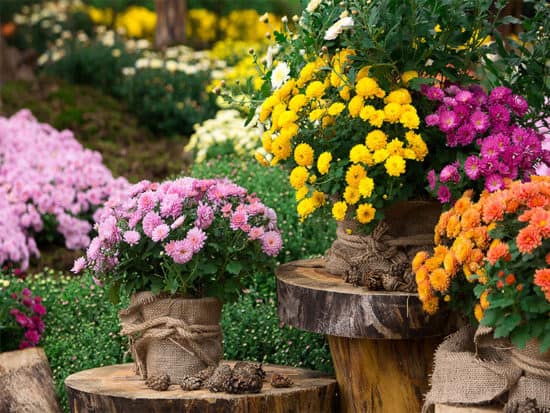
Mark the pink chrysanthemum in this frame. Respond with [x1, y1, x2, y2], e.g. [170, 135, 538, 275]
[185, 227, 207, 253]
[151, 224, 170, 242]
[261, 231, 282, 256]
[170, 239, 194, 264]
[124, 230, 141, 245]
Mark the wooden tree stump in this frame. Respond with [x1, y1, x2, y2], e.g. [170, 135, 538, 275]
[0, 347, 61, 413]
[277, 259, 455, 413]
[435, 405, 501, 413]
[65, 362, 337, 413]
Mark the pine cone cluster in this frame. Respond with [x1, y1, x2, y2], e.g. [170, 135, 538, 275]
[206, 365, 233, 393]
[180, 375, 203, 391]
[270, 373, 293, 388]
[145, 374, 170, 391]
[506, 398, 548, 413]
[205, 362, 265, 394]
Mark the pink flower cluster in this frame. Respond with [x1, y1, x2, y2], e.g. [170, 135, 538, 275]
[423, 85, 550, 203]
[0, 110, 129, 269]
[8, 288, 46, 349]
[74, 177, 282, 275]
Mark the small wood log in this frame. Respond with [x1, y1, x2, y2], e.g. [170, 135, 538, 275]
[435, 404, 501, 413]
[276, 258, 453, 339]
[154, 0, 187, 49]
[65, 362, 337, 413]
[329, 335, 441, 413]
[0, 347, 61, 413]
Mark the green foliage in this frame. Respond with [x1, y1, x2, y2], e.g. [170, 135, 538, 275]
[222, 285, 333, 374]
[192, 155, 336, 266]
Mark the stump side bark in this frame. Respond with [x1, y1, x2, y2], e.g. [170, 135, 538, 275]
[65, 362, 337, 413]
[329, 335, 440, 413]
[0, 347, 61, 413]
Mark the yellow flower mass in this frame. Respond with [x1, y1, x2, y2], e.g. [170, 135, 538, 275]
[297, 198, 316, 218]
[349, 144, 370, 164]
[305, 81, 326, 99]
[401, 70, 419, 85]
[289, 166, 309, 189]
[289, 94, 307, 112]
[369, 110, 385, 127]
[359, 177, 374, 197]
[344, 186, 361, 205]
[328, 102, 346, 116]
[317, 152, 332, 175]
[332, 201, 348, 221]
[294, 143, 314, 167]
[345, 164, 367, 187]
[384, 155, 406, 176]
[366, 130, 387, 151]
[348, 95, 364, 117]
[383, 102, 402, 123]
[356, 203, 376, 224]
[384, 89, 412, 105]
[355, 77, 379, 98]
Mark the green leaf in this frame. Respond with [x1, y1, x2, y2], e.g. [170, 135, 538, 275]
[510, 324, 530, 349]
[494, 313, 521, 338]
[488, 296, 515, 308]
[520, 296, 550, 314]
[200, 262, 218, 275]
[226, 261, 243, 275]
[480, 308, 498, 326]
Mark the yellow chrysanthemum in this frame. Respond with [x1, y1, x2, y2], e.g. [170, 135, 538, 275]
[309, 108, 325, 122]
[294, 143, 314, 167]
[369, 110, 385, 127]
[328, 102, 346, 116]
[312, 191, 326, 207]
[278, 110, 298, 128]
[332, 201, 347, 221]
[384, 89, 412, 105]
[280, 123, 299, 140]
[429, 268, 450, 292]
[356, 203, 376, 224]
[358, 177, 374, 198]
[400, 110, 420, 129]
[345, 164, 367, 187]
[383, 102, 402, 123]
[321, 116, 335, 128]
[261, 132, 272, 152]
[309, 174, 317, 184]
[289, 166, 309, 189]
[412, 251, 428, 272]
[372, 148, 390, 164]
[384, 155, 406, 176]
[288, 94, 307, 112]
[356, 66, 371, 81]
[356, 77, 379, 97]
[305, 81, 325, 99]
[317, 152, 332, 175]
[401, 70, 418, 85]
[359, 105, 375, 121]
[295, 186, 309, 201]
[271, 103, 287, 130]
[386, 138, 405, 156]
[330, 71, 342, 88]
[276, 79, 296, 101]
[339, 86, 351, 101]
[403, 149, 417, 159]
[343, 186, 361, 205]
[271, 136, 291, 160]
[349, 144, 370, 164]
[365, 130, 387, 151]
[422, 295, 439, 315]
[297, 62, 317, 87]
[348, 95, 364, 117]
[480, 290, 491, 310]
[297, 198, 316, 218]
[474, 304, 483, 322]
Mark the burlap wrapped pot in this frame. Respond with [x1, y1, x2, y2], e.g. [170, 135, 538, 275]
[324, 200, 441, 291]
[119, 291, 223, 384]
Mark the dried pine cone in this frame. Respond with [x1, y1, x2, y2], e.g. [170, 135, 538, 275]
[145, 374, 170, 391]
[233, 361, 266, 381]
[506, 398, 542, 413]
[206, 364, 233, 393]
[271, 373, 293, 388]
[180, 375, 203, 391]
[224, 369, 263, 394]
[195, 366, 216, 381]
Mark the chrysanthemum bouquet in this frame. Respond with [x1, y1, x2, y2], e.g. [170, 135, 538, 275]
[74, 178, 282, 302]
[247, 0, 503, 230]
[413, 177, 550, 351]
[423, 85, 549, 205]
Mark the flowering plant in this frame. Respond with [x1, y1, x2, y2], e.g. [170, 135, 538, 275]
[0, 281, 46, 352]
[245, 0, 502, 230]
[423, 85, 549, 204]
[74, 178, 283, 302]
[413, 177, 550, 351]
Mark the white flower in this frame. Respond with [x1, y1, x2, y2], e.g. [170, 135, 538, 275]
[324, 16, 354, 41]
[135, 58, 149, 69]
[165, 60, 178, 72]
[150, 59, 163, 69]
[265, 45, 280, 69]
[136, 39, 150, 49]
[271, 62, 290, 90]
[306, 0, 322, 13]
[122, 67, 136, 76]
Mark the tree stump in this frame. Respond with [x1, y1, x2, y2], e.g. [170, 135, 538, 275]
[276, 259, 455, 413]
[0, 347, 61, 413]
[65, 362, 337, 413]
[435, 405, 501, 413]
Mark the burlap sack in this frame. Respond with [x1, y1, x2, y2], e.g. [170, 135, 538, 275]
[423, 325, 523, 413]
[324, 201, 441, 291]
[506, 340, 550, 409]
[119, 292, 223, 384]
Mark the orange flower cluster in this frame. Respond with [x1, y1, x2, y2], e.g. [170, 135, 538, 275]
[414, 176, 550, 315]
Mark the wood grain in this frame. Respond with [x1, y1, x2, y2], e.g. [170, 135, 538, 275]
[435, 404, 501, 413]
[276, 258, 453, 339]
[0, 347, 61, 413]
[65, 362, 337, 413]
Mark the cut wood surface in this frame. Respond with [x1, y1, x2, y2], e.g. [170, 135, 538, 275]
[435, 404, 501, 413]
[276, 258, 453, 339]
[0, 347, 61, 413]
[65, 362, 337, 413]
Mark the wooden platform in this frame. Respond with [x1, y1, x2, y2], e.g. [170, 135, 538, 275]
[435, 404, 501, 412]
[276, 258, 454, 413]
[65, 362, 337, 413]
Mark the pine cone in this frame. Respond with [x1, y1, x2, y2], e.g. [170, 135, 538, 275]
[180, 375, 203, 391]
[223, 370, 263, 394]
[233, 361, 266, 381]
[195, 366, 216, 382]
[206, 364, 233, 393]
[506, 398, 542, 413]
[145, 374, 170, 391]
[270, 373, 293, 388]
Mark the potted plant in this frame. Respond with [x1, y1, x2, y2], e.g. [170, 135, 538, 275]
[234, 0, 509, 290]
[74, 177, 283, 384]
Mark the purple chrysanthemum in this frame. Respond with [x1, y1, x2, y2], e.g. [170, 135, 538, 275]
[463, 156, 481, 180]
[437, 185, 451, 203]
[438, 110, 458, 133]
[195, 202, 214, 229]
[427, 169, 437, 190]
[470, 110, 489, 133]
[484, 173, 504, 192]
[439, 164, 461, 184]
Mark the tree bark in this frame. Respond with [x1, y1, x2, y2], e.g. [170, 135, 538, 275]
[155, 0, 187, 49]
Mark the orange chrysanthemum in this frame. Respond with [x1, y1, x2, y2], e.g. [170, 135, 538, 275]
[422, 295, 439, 315]
[446, 215, 461, 239]
[545, 252, 550, 266]
[480, 290, 490, 310]
[429, 268, 451, 292]
[452, 236, 473, 264]
[412, 251, 428, 272]
[529, 207, 550, 237]
[482, 196, 505, 223]
[461, 208, 481, 231]
[486, 240, 510, 265]
[443, 251, 458, 276]
[534, 268, 550, 302]
[415, 266, 429, 284]
[516, 225, 542, 254]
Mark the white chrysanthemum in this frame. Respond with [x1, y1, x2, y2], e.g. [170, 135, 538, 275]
[150, 59, 163, 69]
[271, 62, 290, 90]
[306, 0, 322, 13]
[165, 60, 178, 72]
[135, 58, 149, 69]
[324, 16, 354, 41]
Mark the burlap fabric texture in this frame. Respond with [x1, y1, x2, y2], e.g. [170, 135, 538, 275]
[324, 201, 441, 291]
[424, 325, 550, 412]
[119, 291, 223, 384]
